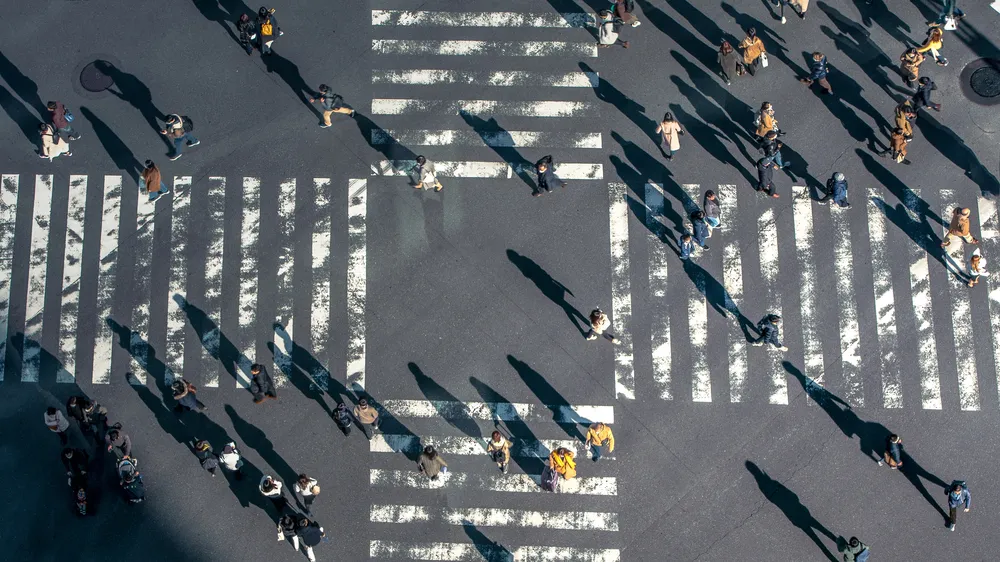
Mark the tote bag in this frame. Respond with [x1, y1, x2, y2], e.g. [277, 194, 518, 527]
[760, 52, 769, 68]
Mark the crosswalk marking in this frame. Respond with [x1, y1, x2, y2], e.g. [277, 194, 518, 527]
[645, 183, 671, 400]
[902, 190, 942, 409]
[272, 179, 297, 389]
[22, 175, 54, 383]
[371, 10, 595, 28]
[309, 178, 333, 391]
[0, 175, 18, 382]
[127, 186, 160, 386]
[165, 176, 192, 385]
[380, 399, 615, 423]
[91, 176, 122, 384]
[371, 130, 602, 149]
[201, 177, 226, 387]
[941, 192, 980, 411]
[347, 179, 367, 391]
[831, 202, 864, 405]
[792, 186, 824, 392]
[371, 99, 596, 117]
[370, 469, 617, 495]
[372, 160, 603, 180]
[978, 197, 1000, 405]
[371, 69, 599, 87]
[681, 184, 711, 402]
[757, 208, 788, 404]
[371, 505, 619, 531]
[718, 185, 747, 402]
[370, 541, 621, 562]
[55, 176, 88, 382]
[867, 189, 902, 408]
[371, 434, 612, 459]
[236, 178, 260, 388]
[372, 40, 598, 58]
[608, 182, 635, 400]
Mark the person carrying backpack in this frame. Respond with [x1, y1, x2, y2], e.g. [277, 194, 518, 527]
[160, 114, 199, 161]
[752, 314, 787, 351]
[612, 0, 641, 28]
[257, 7, 281, 55]
[310, 84, 356, 128]
[841, 537, 870, 561]
[946, 481, 971, 531]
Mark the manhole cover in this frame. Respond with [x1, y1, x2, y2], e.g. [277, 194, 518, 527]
[961, 58, 1000, 106]
[79, 60, 114, 93]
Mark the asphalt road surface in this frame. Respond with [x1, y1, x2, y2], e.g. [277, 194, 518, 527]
[2, 0, 1000, 561]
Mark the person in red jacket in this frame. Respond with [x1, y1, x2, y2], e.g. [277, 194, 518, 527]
[47, 101, 81, 140]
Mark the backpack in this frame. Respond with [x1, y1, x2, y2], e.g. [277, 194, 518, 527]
[624, 0, 635, 13]
[612, 18, 623, 33]
[329, 94, 344, 108]
[856, 548, 870, 562]
[540, 466, 559, 492]
[181, 116, 194, 132]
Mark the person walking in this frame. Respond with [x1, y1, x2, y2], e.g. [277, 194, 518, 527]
[941, 207, 979, 247]
[62, 447, 89, 478]
[276, 514, 297, 549]
[966, 248, 988, 288]
[256, 7, 281, 55]
[819, 172, 850, 207]
[912, 77, 941, 111]
[333, 402, 354, 436]
[894, 100, 917, 141]
[45, 407, 71, 446]
[884, 127, 910, 164]
[718, 41, 743, 85]
[39, 124, 71, 160]
[353, 398, 381, 440]
[160, 114, 199, 161]
[172, 378, 206, 412]
[878, 434, 903, 468]
[654, 112, 684, 160]
[192, 439, 219, 477]
[703, 190, 723, 230]
[612, 0, 641, 27]
[411, 155, 443, 191]
[928, 0, 964, 27]
[752, 314, 788, 351]
[486, 431, 511, 473]
[739, 28, 766, 76]
[549, 447, 577, 480]
[691, 211, 711, 250]
[47, 101, 81, 140]
[899, 48, 925, 88]
[293, 474, 321, 513]
[417, 445, 448, 480]
[754, 102, 781, 142]
[310, 84, 356, 128]
[250, 363, 277, 403]
[141, 160, 169, 201]
[841, 537, 870, 561]
[597, 10, 629, 49]
[586, 308, 620, 343]
[800, 52, 833, 95]
[917, 27, 948, 66]
[218, 442, 245, 480]
[585, 422, 615, 462]
[946, 481, 971, 531]
[237, 13, 256, 55]
[260, 475, 288, 512]
[760, 131, 788, 169]
[294, 517, 325, 562]
[776, 0, 807, 24]
[66, 396, 108, 439]
[757, 158, 780, 198]
[678, 233, 696, 260]
[105, 424, 133, 459]
[534, 155, 566, 196]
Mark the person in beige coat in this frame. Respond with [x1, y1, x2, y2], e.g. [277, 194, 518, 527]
[39, 124, 72, 160]
[739, 28, 766, 76]
[654, 112, 684, 160]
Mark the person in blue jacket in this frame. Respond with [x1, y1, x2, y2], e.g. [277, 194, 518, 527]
[947, 481, 971, 531]
[800, 52, 833, 95]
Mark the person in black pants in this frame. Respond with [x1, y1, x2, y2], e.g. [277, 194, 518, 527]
[533, 156, 566, 197]
[756, 158, 780, 198]
[250, 363, 277, 404]
[752, 314, 788, 351]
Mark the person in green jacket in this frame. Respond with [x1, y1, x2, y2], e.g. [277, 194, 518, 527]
[841, 536, 869, 561]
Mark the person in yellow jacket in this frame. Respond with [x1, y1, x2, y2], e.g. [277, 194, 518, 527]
[585, 422, 615, 461]
[486, 431, 511, 473]
[739, 27, 766, 76]
[549, 447, 576, 480]
[917, 27, 947, 66]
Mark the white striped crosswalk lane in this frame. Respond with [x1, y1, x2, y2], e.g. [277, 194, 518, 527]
[978, 197, 1000, 402]
[371, 434, 614, 460]
[91, 176, 123, 385]
[719, 184, 748, 403]
[645, 183, 672, 400]
[270, 179, 297, 389]
[792, 185, 824, 392]
[0, 175, 19, 382]
[371, 505, 617, 531]
[165, 176, 193, 385]
[681, 184, 711, 402]
[371, 469, 616, 495]
[372, 10, 595, 28]
[371, 69, 598, 88]
[371, 99, 596, 117]
[235, 177, 260, 388]
[866, 188, 902, 408]
[901, 189, 942, 409]
[757, 207, 788, 405]
[347, 179, 367, 391]
[371, 130, 602, 149]
[200, 177, 226, 387]
[127, 189, 158, 386]
[370, 541, 621, 561]
[372, 40, 597, 57]
[607, 183, 635, 399]
[941, 191, 980, 411]
[21, 175, 53, 383]
[308, 178, 334, 391]
[379, 399, 614, 423]
[830, 199, 864, 405]
[55, 176, 88, 383]
[372, 161, 603, 180]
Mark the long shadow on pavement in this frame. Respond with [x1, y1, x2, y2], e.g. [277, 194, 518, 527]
[506, 249, 588, 336]
[409, 362, 481, 440]
[507, 355, 584, 442]
[94, 61, 171, 151]
[470, 376, 545, 475]
[81, 106, 142, 184]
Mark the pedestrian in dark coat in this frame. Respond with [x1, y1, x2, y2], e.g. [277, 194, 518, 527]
[237, 13, 256, 55]
[105, 425, 132, 459]
[800, 52, 833, 94]
[250, 363, 277, 403]
[353, 398, 381, 440]
[295, 517, 325, 562]
[62, 447, 89, 477]
[333, 402, 353, 435]
[613, 0, 641, 27]
[911, 77, 941, 111]
[760, 131, 788, 169]
[841, 537, 870, 561]
[172, 379, 206, 412]
[256, 7, 280, 55]
[533, 156, 566, 196]
[691, 211, 710, 249]
[417, 445, 448, 480]
[276, 514, 297, 547]
[47, 101, 81, 140]
[756, 158, 780, 198]
[67, 396, 109, 439]
[678, 233, 695, 260]
[819, 172, 850, 207]
[718, 41, 742, 85]
[192, 439, 218, 476]
[752, 314, 788, 351]
[878, 434, 903, 468]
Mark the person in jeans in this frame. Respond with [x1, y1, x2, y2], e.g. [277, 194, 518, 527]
[160, 114, 199, 161]
[47, 101, 81, 140]
[911, 77, 941, 111]
[585, 422, 615, 461]
[353, 398, 381, 439]
[678, 233, 695, 260]
[947, 482, 971, 531]
[45, 407, 71, 445]
[818, 172, 850, 208]
[760, 131, 788, 169]
[841, 537, 870, 561]
[237, 13, 256, 55]
[293, 474, 320, 513]
[917, 27, 947, 66]
[691, 211, 710, 250]
[310, 84, 355, 128]
[752, 314, 788, 351]
[941, 207, 979, 247]
[878, 433, 903, 468]
[586, 309, 620, 344]
[256, 7, 281, 55]
[486, 431, 511, 473]
[141, 160, 169, 201]
[757, 158, 780, 198]
[703, 190, 722, 230]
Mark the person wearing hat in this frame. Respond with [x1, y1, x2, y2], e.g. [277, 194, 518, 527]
[249, 363, 277, 403]
[941, 207, 979, 248]
[295, 517, 325, 562]
[819, 172, 850, 208]
[259, 474, 287, 512]
[159, 114, 199, 161]
[256, 7, 281, 55]
[353, 398, 381, 440]
[192, 439, 219, 476]
[141, 160, 169, 201]
[218, 442, 245, 480]
[293, 473, 321, 513]
[333, 402, 353, 435]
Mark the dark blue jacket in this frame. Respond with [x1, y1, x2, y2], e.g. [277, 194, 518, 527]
[948, 487, 971, 509]
[678, 236, 694, 260]
[809, 56, 829, 80]
[537, 168, 562, 190]
[692, 218, 709, 246]
[885, 437, 902, 464]
[757, 318, 782, 345]
[828, 178, 848, 203]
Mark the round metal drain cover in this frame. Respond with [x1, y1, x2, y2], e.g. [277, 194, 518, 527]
[79, 61, 114, 93]
[961, 58, 1000, 106]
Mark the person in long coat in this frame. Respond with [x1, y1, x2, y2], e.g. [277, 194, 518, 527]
[141, 160, 169, 201]
[654, 112, 684, 160]
[717, 41, 742, 85]
[738, 28, 765, 75]
[39, 124, 71, 160]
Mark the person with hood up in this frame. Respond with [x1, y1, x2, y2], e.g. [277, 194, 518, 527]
[39, 124, 71, 160]
[249, 363, 277, 403]
[800, 52, 832, 95]
[237, 13, 256, 55]
[417, 445, 449, 480]
[597, 10, 629, 49]
[45, 407, 71, 445]
[717, 41, 743, 85]
[218, 442, 245, 479]
[739, 28, 766, 76]
[256, 7, 281, 55]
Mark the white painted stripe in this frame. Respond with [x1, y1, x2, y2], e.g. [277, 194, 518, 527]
[370, 469, 617, 495]
[372, 69, 599, 87]
[977, 197, 1000, 407]
[608, 182, 635, 399]
[310, 178, 333, 392]
[0, 175, 19, 383]
[236, 178, 260, 388]
[371, 130, 602, 149]
[372, 160, 603, 180]
[372, 40, 598, 58]
[55, 175, 88, 382]
[791, 186, 824, 394]
[21, 175, 54, 383]
[941, 192, 980, 411]
[993, 0, 1000, 15]
[347, 179, 367, 391]
[91, 176, 123, 384]
[718, 185, 748, 403]
[380, 399, 615, 423]
[758, 208, 787, 404]
[867, 189, 902, 408]
[830, 199, 864, 405]
[371, 435, 611, 459]
[370, 541, 620, 562]
[371, 99, 595, 117]
[127, 187, 160, 386]
[372, 10, 595, 28]
[682, 184, 711, 402]
[201, 177, 226, 388]
[645, 183, 671, 400]
[165, 177, 192, 386]
[273, 322, 293, 390]
[272, 179, 297, 389]
[902, 190, 941, 409]
[370, 505, 618, 531]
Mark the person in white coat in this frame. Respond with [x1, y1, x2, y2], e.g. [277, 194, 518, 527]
[967, 248, 988, 288]
[260, 475, 287, 512]
[39, 124, 71, 160]
[45, 407, 71, 445]
[218, 442, 245, 480]
[597, 11, 629, 49]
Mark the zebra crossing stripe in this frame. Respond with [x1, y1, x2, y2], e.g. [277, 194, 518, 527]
[201, 177, 226, 387]
[977, 196, 1000, 405]
[830, 201, 863, 405]
[370, 469, 617, 495]
[371, 99, 596, 117]
[380, 399, 615, 423]
[165, 176, 193, 385]
[682, 184, 711, 402]
[645, 183, 671, 400]
[54, 175, 88, 383]
[236, 178, 261, 388]
[867, 189, 902, 408]
[372, 160, 603, 180]
[371, 130, 602, 149]
[272, 179, 297, 389]
[92, 176, 123, 384]
[608, 182, 635, 399]
[21, 175, 54, 383]
[0, 175, 19, 382]
[372, 39, 598, 58]
[370, 505, 619, 531]
[371, 435, 612, 459]
[310, 178, 333, 391]
[792, 186, 824, 393]
[758, 208, 787, 404]
[719, 184, 748, 402]
[941, 193, 980, 411]
[370, 541, 621, 561]
[902, 190, 941, 409]
[372, 69, 599, 87]
[347, 179, 367, 391]
[371, 10, 595, 28]
[128, 187, 160, 386]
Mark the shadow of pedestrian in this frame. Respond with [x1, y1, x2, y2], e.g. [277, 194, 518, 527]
[225, 404, 298, 490]
[669, 99, 757, 187]
[899, 450, 950, 524]
[267, 321, 357, 409]
[819, 2, 914, 98]
[189, 0, 253, 47]
[721, 3, 808, 77]
[93, 62, 169, 149]
[633, 0, 716, 68]
[80, 106, 142, 184]
[578, 62, 658, 145]
[850, 0, 915, 47]
[356, 112, 417, 164]
[681, 259, 755, 338]
[409, 362, 481, 440]
[507, 355, 584, 442]
[462, 520, 513, 561]
[469, 376, 545, 475]
[609, 131, 689, 237]
[912, 110, 1000, 198]
[506, 249, 588, 336]
[799, 52, 889, 151]
[0, 84, 41, 145]
[174, 294, 243, 384]
[362, 392, 421, 461]
[268, 326, 335, 418]
[0, 52, 48, 117]
[261, 52, 321, 120]
[459, 111, 535, 191]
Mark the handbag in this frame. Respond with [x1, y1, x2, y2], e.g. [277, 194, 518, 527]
[943, 16, 957, 31]
[64, 108, 75, 122]
[760, 52, 769, 68]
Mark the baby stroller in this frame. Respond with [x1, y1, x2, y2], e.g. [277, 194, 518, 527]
[117, 457, 145, 504]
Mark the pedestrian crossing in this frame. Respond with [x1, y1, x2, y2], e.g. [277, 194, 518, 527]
[0, 173, 366, 392]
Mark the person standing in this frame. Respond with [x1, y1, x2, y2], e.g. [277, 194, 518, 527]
[703, 190, 723, 230]
[250, 363, 277, 403]
[752, 314, 788, 351]
[613, 0, 641, 27]
[192, 439, 218, 477]
[894, 101, 917, 141]
[596, 11, 629, 49]
[237, 13, 256, 55]
[947, 481, 971, 531]
[899, 48, 925, 88]
[486, 431, 511, 473]
[45, 407, 71, 446]
[586, 308, 620, 344]
[760, 131, 788, 169]
[917, 27, 948, 66]
[534, 155, 566, 196]
[754, 102, 780, 141]
[62, 447, 89, 478]
[160, 114, 199, 161]
[412, 155, 443, 191]
[295, 517, 325, 562]
[310, 84, 355, 128]
[260, 475, 288, 512]
[841, 537, 870, 561]
[585, 422, 615, 462]
[353, 398, 381, 440]
[739, 28, 766, 76]
[141, 160, 169, 201]
[172, 378, 206, 412]
[105, 425, 133, 459]
[256, 7, 281, 55]
[878, 434, 903, 468]
[654, 112, 684, 160]
[757, 158, 780, 198]
[718, 41, 743, 85]
[678, 233, 696, 260]
[912, 77, 941, 111]
[39, 124, 71, 160]
[800, 52, 833, 95]
[549, 447, 577, 480]
[218, 442, 245, 480]
[293, 474, 321, 513]
[941, 207, 979, 247]
[819, 172, 850, 207]
[47, 101, 81, 140]
[691, 211, 711, 250]
[966, 248, 988, 288]
[417, 445, 448, 480]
